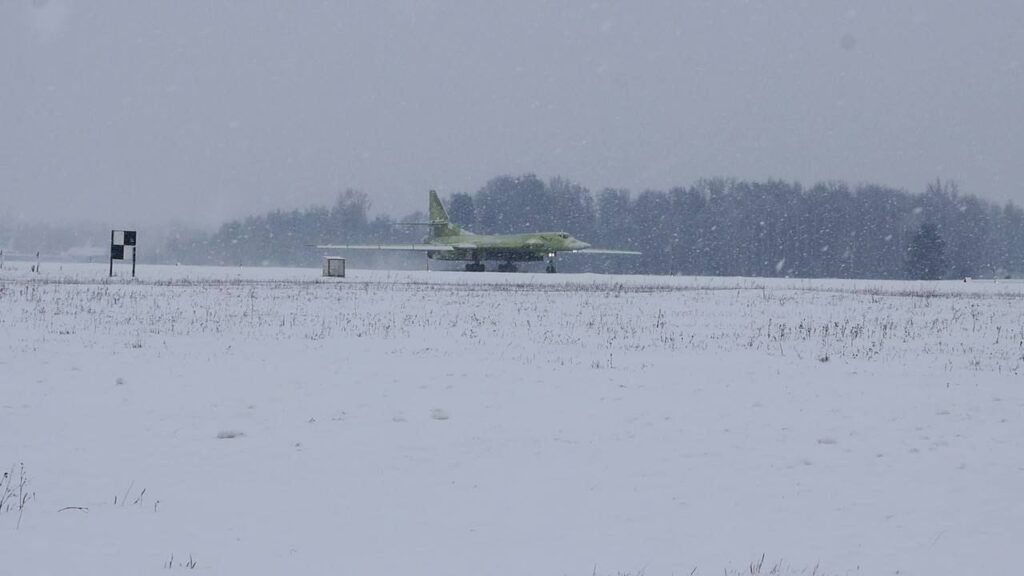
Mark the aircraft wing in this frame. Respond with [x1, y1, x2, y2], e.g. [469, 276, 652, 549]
[571, 248, 642, 255]
[314, 243, 455, 251]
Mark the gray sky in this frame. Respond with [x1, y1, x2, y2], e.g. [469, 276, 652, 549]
[2, 0, 1023, 226]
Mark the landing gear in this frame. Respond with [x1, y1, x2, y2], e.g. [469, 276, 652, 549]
[546, 252, 557, 273]
[464, 251, 486, 272]
[497, 261, 518, 273]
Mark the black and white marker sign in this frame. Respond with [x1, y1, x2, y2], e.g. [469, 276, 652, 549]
[110, 230, 137, 277]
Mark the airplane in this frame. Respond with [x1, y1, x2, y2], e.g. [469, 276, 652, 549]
[315, 190, 640, 272]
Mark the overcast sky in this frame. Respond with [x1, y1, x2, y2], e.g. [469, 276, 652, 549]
[2, 0, 1023, 226]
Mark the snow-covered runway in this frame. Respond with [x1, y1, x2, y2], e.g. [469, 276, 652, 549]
[2, 263, 1022, 574]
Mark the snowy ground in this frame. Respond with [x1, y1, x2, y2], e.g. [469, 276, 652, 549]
[2, 262, 1023, 575]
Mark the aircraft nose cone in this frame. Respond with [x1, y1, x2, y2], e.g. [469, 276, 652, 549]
[573, 240, 591, 250]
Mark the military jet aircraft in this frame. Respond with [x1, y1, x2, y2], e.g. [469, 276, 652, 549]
[315, 190, 640, 272]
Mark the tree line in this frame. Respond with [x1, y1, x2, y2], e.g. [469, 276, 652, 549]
[160, 175, 1024, 279]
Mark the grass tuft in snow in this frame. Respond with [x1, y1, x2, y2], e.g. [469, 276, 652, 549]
[113, 481, 150, 508]
[164, 553, 197, 570]
[0, 463, 34, 529]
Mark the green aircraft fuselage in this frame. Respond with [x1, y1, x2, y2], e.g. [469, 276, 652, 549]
[425, 230, 591, 263]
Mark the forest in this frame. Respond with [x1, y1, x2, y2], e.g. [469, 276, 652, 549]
[157, 175, 1023, 279]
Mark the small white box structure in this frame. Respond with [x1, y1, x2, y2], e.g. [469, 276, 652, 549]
[323, 257, 346, 278]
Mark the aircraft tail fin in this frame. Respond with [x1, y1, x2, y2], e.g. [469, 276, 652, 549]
[427, 190, 464, 238]
[429, 190, 450, 224]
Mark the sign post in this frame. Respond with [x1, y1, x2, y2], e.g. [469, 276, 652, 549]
[110, 230, 137, 277]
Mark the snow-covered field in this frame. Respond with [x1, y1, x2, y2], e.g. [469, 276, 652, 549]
[2, 262, 1023, 575]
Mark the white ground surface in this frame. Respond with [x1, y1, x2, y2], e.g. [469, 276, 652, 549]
[2, 262, 1023, 575]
